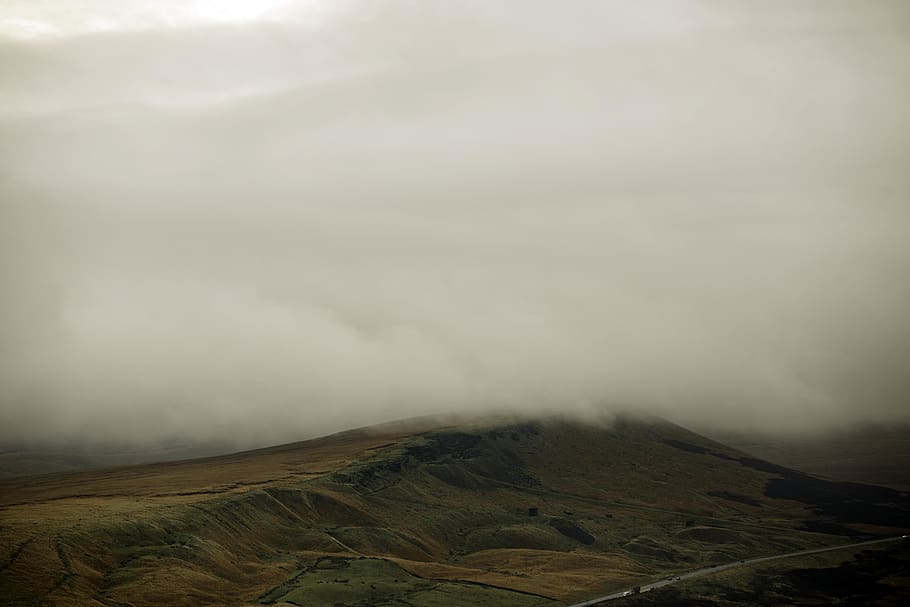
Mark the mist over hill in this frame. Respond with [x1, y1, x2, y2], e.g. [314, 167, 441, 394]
[2, 1, 910, 450]
[3, 3, 909, 605]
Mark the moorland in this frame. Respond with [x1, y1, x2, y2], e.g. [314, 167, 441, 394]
[2, 415, 908, 606]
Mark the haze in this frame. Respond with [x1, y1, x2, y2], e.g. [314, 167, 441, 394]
[2, 1, 909, 451]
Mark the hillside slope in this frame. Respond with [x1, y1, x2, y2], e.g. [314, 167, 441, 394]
[708, 425, 910, 492]
[1, 415, 908, 606]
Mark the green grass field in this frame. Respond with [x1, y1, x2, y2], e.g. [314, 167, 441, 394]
[259, 556, 550, 606]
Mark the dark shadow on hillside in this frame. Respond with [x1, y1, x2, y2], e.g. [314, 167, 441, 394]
[663, 437, 910, 533]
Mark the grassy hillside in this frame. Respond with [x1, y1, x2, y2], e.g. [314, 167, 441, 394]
[1, 415, 908, 606]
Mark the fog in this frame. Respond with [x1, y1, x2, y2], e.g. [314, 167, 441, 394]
[2, 1, 909, 450]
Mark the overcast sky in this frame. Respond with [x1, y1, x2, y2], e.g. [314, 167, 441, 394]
[1, 1, 909, 449]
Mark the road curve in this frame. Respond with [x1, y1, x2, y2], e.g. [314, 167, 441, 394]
[566, 535, 907, 606]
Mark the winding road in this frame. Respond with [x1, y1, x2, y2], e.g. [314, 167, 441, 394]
[566, 535, 907, 606]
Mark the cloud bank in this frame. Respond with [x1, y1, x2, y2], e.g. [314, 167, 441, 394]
[2, 1, 909, 448]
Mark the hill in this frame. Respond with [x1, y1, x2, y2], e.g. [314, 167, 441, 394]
[1, 415, 908, 606]
[0, 442, 235, 479]
[707, 425, 910, 492]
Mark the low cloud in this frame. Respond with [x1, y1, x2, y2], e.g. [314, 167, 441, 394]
[2, 1, 909, 448]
